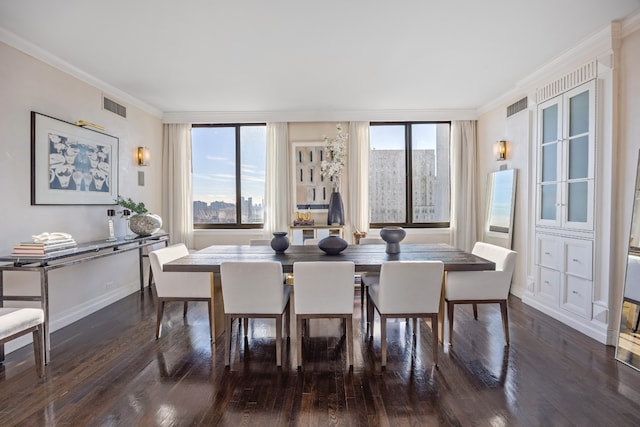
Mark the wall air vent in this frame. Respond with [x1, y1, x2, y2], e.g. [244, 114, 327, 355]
[506, 97, 528, 118]
[102, 96, 127, 119]
[536, 61, 597, 103]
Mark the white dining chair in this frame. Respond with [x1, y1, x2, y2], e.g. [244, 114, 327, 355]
[293, 261, 356, 368]
[366, 260, 444, 368]
[444, 242, 517, 346]
[357, 236, 384, 307]
[149, 244, 213, 340]
[220, 261, 291, 367]
[0, 308, 45, 377]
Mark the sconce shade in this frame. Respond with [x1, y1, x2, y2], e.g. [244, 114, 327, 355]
[137, 146, 150, 166]
[497, 140, 507, 161]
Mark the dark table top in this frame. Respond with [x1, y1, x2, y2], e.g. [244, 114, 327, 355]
[163, 243, 495, 274]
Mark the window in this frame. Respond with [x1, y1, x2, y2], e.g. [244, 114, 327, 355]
[192, 124, 266, 228]
[369, 122, 450, 227]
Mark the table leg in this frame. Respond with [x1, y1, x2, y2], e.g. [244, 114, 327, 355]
[40, 269, 50, 364]
[138, 246, 145, 293]
[438, 272, 445, 344]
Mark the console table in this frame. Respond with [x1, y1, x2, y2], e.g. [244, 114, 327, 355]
[0, 232, 169, 364]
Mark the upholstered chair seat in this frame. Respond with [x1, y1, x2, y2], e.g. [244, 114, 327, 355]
[0, 307, 45, 377]
[149, 244, 213, 339]
[293, 261, 355, 368]
[220, 261, 291, 367]
[445, 242, 517, 346]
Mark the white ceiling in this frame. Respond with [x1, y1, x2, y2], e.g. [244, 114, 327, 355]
[1, 0, 639, 117]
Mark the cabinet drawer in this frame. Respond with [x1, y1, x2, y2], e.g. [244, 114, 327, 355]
[562, 275, 592, 318]
[538, 267, 560, 304]
[538, 234, 562, 270]
[565, 239, 593, 280]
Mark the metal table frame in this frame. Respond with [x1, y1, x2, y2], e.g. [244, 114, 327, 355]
[0, 232, 169, 364]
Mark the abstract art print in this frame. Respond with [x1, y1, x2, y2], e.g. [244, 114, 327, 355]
[31, 111, 119, 205]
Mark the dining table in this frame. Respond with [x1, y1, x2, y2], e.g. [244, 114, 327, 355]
[163, 243, 496, 347]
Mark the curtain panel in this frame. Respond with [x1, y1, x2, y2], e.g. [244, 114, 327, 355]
[450, 120, 478, 252]
[264, 123, 290, 236]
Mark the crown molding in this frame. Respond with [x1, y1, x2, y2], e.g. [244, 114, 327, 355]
[0, 27, 163, 118]
[162, 108, 478, 124]
[478, 11, 640, 116]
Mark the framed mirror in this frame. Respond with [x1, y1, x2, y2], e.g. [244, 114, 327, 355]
[616, 151, 640, 371]
[483, 169, 517, 249]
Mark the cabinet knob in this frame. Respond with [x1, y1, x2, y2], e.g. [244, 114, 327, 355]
[544, 251, 551, 255]
[572, 290, 579, 295]
[572, 258, 580, 263]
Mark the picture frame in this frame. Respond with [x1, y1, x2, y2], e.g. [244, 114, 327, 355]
[291, 142, 331, 211]
[31, 111, 119, 205]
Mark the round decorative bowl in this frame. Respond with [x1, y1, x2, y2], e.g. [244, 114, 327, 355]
[318, 235, 348, 255]
[379, 226, 406, 254]
[270, 232, 290, 254]
[129, 213, 162, 237]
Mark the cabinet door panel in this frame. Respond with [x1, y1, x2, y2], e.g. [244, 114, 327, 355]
[538, 267, 560, 304]
[562, 275, 592, 318]
[568, 136, 589, 179]
[565, 239, 593, 280]
[568, 90, 590, 136]
[540, 184, 558, 221]
[538, 234, 562, 270]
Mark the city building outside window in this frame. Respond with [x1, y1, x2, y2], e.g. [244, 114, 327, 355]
[369, 122, 451, 228]
[192, 124, 266, 228]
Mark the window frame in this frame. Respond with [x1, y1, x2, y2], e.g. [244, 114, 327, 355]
[192, 123, 266, 230]
[369, 121, 451, 229]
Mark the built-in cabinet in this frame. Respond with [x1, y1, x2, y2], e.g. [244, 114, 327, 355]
[526, 71, 605, 338]
[289, 226, 343, 245]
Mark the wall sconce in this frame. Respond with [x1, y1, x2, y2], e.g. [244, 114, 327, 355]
[137, 146, 150, 166]
[497, 140, 507, 161]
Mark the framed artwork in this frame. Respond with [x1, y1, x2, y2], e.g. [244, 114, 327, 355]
[291, 142, 331, 210]
[31, 111, 119, 205]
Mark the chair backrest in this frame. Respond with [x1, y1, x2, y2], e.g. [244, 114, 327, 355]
[377, 261, 444, 314]
[293, 261, 355, 314]
[149, 244, 211, 298]
[303, 239, 319, 246]
[360, 237, 385, 245]
[249, 239, 271, 246]
[472, 242, 517, 278]
[220, 261, 288, 314]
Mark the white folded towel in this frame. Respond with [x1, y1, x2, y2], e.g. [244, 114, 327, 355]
[31, 232, 73, 243]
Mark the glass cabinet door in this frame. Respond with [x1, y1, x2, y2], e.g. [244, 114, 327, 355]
[563, 81, 595, 229]
[537, 97, 562, 226]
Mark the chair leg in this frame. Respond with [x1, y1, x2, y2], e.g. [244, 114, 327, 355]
[473, 303, 478, 320]
[367, 290, 375, 338]
[276, 315, 283, 367]
[243, 318, 249, 337]
[285, 300, 291, 339]
[380, 314, 387, 368]
[156, 300, 165, 339]
[431, 314, 438, 367]
[32, 326, 44, 377]
[207, 299, 213, 340]
[361, 284, 366, 310]
[183, 301, 188, 318]
[412, 317, 417, 335]
[225, 314, 232, 366]
[500, 301, 510, 345]
[447, 301, 454, 345]
[346, 314, 353, 368]
[297, 316, 304, 368]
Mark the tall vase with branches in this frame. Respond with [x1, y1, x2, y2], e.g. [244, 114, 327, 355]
[321, 124, 347, 225]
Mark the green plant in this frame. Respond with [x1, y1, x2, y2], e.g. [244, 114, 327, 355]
[115, 196, 148, 214]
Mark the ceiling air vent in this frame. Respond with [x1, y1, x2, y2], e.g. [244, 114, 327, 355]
[103, 96, 127, 119]
[506, 97, 528, 118]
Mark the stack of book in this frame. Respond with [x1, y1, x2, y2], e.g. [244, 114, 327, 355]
[12, 238, 77, 257]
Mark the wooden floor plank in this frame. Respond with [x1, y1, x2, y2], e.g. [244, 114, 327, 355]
[1, 290, 640, 426]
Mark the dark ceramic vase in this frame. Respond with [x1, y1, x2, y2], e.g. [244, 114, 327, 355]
[270, 232, 290, 254]
[318, 235, 348, 255]
[327, 190, 345, 225]
[380, 226, 406, 254]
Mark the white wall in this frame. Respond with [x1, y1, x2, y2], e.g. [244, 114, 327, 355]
[477, 105, 532, 297]
[0, 42, 163, 352]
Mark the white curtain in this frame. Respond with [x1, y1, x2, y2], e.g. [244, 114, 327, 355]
[162, 123, 193, 248]
[348, 122, 370, 241]
[450, 120, 477, 252]
[264, 122, 290, 236]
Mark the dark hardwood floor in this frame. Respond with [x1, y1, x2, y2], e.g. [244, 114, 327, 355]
[1, 288, 640, 426]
